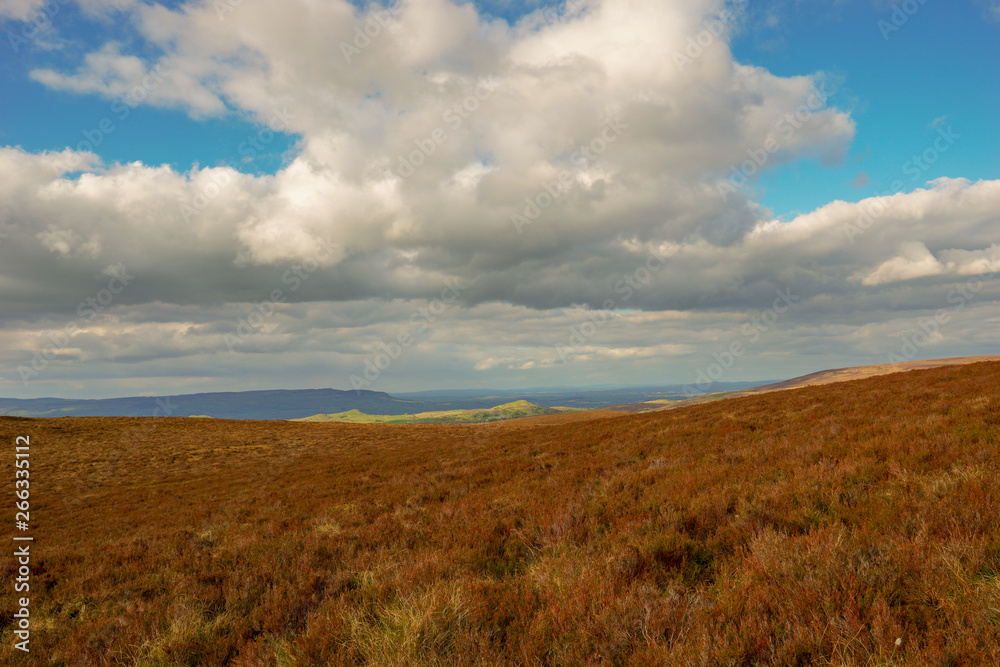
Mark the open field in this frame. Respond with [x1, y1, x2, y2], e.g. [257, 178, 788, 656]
[3, 361, 1000, 665]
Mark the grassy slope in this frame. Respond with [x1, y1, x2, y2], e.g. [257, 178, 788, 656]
[2, 361, 1000, 665]
[296, 400, 561, 424]
[637, 355, 1000, 415]
[294, 409, 419, 424]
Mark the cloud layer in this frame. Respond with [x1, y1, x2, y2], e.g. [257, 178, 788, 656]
[1, 0, 998, 396]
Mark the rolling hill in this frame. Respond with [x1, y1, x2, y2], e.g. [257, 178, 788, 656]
[294, 400, 564, 424]
[601, 355, 1000, 414]
[3, 360, 999, 664]
[742, 354, 1000, 393]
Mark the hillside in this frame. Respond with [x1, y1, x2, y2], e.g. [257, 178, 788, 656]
[744, 355, 1000, 393]
[296, 400, 563, 424]
[2, 361, 1000, 664]
[645, 354, 1000, 413]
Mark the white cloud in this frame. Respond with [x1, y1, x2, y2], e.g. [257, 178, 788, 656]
[1, 0, 998, 395]
[857, 241, 946, 286]
[9, 0, 859, 281]
[36, 226, 102, 258]
[30, 42, 228, 117]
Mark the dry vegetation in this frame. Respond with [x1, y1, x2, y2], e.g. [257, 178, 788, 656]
[3, 361, 1000, 666]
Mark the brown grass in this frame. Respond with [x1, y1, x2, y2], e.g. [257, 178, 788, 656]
[3, 361, 1000, 665]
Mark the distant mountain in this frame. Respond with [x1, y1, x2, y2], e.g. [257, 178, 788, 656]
[0, 381, 777, 420]
[0, 389, 448, 420]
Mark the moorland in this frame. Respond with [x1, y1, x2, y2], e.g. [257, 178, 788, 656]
[2, 360, 1000, 665]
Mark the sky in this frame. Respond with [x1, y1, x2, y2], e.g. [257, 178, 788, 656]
[0, 0, 998, 400]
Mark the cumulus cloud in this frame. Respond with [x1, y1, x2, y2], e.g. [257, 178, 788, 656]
[7, 150, 997, 317]
[4, 0, 859, 304]
[0, 0, 997, 396]
[31, 42, 228, 117]
[36, 226, 103, 258]
[857, 242, 946, 286]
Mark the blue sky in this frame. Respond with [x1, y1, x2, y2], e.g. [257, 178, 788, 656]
[0, 0, 998, 399]
[1, 13, 297, 174]
[729, 0, 1000, 218]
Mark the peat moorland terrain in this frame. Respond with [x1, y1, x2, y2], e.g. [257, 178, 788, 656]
[2, 359, 1000, 664]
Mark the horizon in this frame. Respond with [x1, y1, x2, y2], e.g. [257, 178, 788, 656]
[0, 377, 775, 402]
[2, 0, 998, 399]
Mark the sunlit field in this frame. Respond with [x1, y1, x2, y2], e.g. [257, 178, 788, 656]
[4, 361, 1000, 665]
